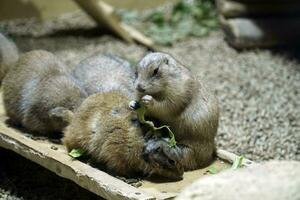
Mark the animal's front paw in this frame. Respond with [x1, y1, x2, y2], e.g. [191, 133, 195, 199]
[48, 107, 74, 123]
[141, 95, 154, 107]
[143, 138, 183, 169]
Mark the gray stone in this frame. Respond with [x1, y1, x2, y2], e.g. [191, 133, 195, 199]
[176, 161, 300, 200]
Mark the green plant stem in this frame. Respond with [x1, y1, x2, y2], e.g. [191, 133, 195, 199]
[135, 102, 177, 147]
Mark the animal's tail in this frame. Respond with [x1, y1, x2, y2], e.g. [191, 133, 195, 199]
[0, 33, 19, 82]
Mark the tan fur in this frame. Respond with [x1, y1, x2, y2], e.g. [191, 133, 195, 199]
[2, 50, 87, 136]
[135, 52, 219, 170]
[63, 91, 183, 180]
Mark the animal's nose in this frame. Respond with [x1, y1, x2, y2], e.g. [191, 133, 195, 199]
[136, 84, 145, 93]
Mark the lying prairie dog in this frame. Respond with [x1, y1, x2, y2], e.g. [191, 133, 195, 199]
[63, 91, 183, 180]
[72, 53, 135, 98]
[134, 52, 220, 170]
[2, 50, 87, 136]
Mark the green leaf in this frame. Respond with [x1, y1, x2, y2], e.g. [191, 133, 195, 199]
[145, 24, 174, 45]
[191, 25, 209, 37]
[174, 18, 194, 39]
[207, 166, 219, 174]
[69, 148, 84, 158]
[231, 156, 244, 170]
[202, 19, 218, 28]
[173, 1, 191, 15]
[192, 7, 204, 20]
[121, 0, 218, 45]
[148, 11, 165, 26]
[153, 125, 176, 147]
[134, 101, 177, 147]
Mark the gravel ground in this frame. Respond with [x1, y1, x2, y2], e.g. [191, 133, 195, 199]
[0, 11, 299, 199]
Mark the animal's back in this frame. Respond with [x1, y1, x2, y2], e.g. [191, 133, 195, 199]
[0, 33, 19, 81]
[2, 50, 67, 122]
[73, 53, 135, 97]
[2, 50, 86, 134]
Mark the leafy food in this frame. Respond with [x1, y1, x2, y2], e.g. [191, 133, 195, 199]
[207, 166, 219, 174]
[231, 156, 244, 170]
[134, 101, 177, 147]
[69, 148, 84, 158]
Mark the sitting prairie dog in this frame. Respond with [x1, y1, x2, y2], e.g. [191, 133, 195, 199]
[0, 33, 19, 82]
[2, 50, 87, 136]
[72, 53, 135, 98]
[134, 52, 219, 170]
[63, 91, 183, 180]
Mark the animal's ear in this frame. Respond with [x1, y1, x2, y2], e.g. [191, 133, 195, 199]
[48, 107, 74, 124]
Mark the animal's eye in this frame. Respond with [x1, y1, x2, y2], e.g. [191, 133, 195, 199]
[152, 67, 159, 77]
[164, 58, 169, 65]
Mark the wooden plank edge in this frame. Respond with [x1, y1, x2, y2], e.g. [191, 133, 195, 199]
[0, 118, 254, 199]
[0, 128, 155, 200]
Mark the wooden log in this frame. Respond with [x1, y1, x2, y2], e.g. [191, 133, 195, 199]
[216, 0, 300, 18]
[217, 149, 254, 167]
[74, 0, 133, 43]
[74, 0, 155, 49]
[121, 23, 157, 50]
[219, 16, 300, 49]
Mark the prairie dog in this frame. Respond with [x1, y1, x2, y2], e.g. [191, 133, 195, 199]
[135, 52, 219, 170]
[73, 53, 135, 97]
[63, 91, 183, 180]
[0, 33, 19, 81]
[2, 50, 87, 136]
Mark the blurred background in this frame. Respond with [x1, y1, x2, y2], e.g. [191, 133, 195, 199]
[0, 0, 299, 199]
[0, 0, 176, 20]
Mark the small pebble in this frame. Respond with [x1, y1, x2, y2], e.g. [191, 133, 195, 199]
[51, 146, 58, 150]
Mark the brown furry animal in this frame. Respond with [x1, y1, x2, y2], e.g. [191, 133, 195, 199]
[135, 52, 219, 170]
[0, 33, 19, 82]
[63, 91, 183, 180]
[72, 53, 135, 97]
[2, 50, 87, 136]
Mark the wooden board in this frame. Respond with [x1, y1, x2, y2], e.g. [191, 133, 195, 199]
[0, 93, 254, 199]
